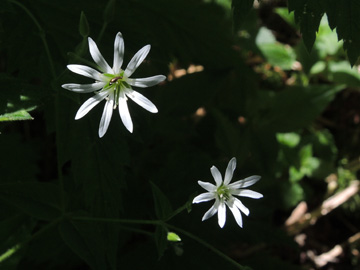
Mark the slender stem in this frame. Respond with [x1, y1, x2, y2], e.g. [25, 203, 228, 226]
[164, 203, 189, 222]
[55, 90, 66, 213]
[72, 216, 162, 226]
[165, 223, 250, 270]
[8, 0, 56, 79]
[8, 0, 66, 213]
[72, 215, 249, 269]
[97, 22, 108, 43]
[0, 217, 63, 263]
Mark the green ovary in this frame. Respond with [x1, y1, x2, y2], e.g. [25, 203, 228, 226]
[216, 185, 230, 201]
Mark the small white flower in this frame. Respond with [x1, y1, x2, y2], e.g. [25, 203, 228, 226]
[62, 32, 166, 137]
[193, 157, 263, 228]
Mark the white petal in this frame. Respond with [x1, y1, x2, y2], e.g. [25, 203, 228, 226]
[118, 91, 133, 133]
[232, 189, 263, 199]
[228, 175, 261, 189]
[125, 89, 158, 113]
[224, 157, 236, 185]
[217, 201, 226, 228]
[88, 37, 112, 73]
[233, 197, 250, 216]
[210, 166, 222, 187]
[67, 64, 103, 81]
[127, 75, 166, 88]
[98, 92, 114, 138]
[198, 181, 216, 192]
[113, 32, 124, 74]
[226, 200, 243, 228]
[192, 192, 215, 204]
[124, 45, 151, 77]
[75, 91, 108, 120]
[61, 82, 106, 93]
[202, 200, 219, 221]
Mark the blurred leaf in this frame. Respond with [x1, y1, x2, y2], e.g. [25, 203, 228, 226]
[0, 182, 62, 220]
[59, 220, 99, 269]
[0, 75, 41, 118]
[314, 15, 343, 58]
[0, 109, 33, 121]
[255, 85, 345, 132]
[309, 61, 326, 76]
[0, 134, 39, 182]
[327, 61, 360, 88]
[212, 109, 241, 157]
[256, 27, 296, 70]
[276, 133, 300, 148]
[79, 11, 90, 38]
[280, 181, 304, 209]
[323, 0, 360, 66]
[289, 0, 360, 65]
[274, 7, 297, 29]
[288, 0, 324, 52]
[232, 0, 255, 30]
[154, 225, 168, 259]
[289, 144, 320, 182]
[167, 232, 181, 242]
[150, 181, 173, 220]
[103, 0, 116, 24]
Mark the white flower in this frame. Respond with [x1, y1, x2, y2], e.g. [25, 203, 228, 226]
[192, 157, 263, 228]
[62, 32, 166, 137]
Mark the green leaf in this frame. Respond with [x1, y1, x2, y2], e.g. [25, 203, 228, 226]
[213, 109, 241, 157]
[103, 0, 116, 24]
[232, 0, 255, 30]
[256, 27, 296, 70]
[280, 182, 304, 209]
[0, 182, 62, 220]
[327, 61, 360, 88]
[323, 0, 360, 65]
[150, 182, 172, 220]
[154, 225, 168, 259]
[255, 85, 345, 132]
[0, 109, 33, 121]
[288, 0, 324, 52]
[167, 232, 181, 242]
[79, 11, 90, 37]
[59, 220, 98, 269]
[276, 133, 301, 148]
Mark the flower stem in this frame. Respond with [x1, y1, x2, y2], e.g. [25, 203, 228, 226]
[72, 216, 162, 226]
[8, 0, 56, 80]
[164, 223, 251, 270]
[7, 0, 66, 213]
[72, 215, 250, 269]
[0, 217, 63, 264]
[97, 22, 108, 43]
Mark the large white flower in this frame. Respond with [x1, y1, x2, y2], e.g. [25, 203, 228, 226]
[193, 157, 263, 228]
[62, 32, 166, 137]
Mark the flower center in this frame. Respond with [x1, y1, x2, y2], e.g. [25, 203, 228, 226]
[216, 185, 230, 201]
[102, 71, 131, 109]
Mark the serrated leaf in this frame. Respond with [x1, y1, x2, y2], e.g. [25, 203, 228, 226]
[288, 0, 324, 52]
[323, 0, 360, 65]
[0, 182, 62, 220]
[150, 182, 172, 220]
[0, 109, 33, 121]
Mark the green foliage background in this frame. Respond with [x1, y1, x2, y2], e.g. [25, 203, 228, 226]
[1, 0, 360, 269]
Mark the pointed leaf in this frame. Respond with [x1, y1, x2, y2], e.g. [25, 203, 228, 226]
[150, 182, 172, 220]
